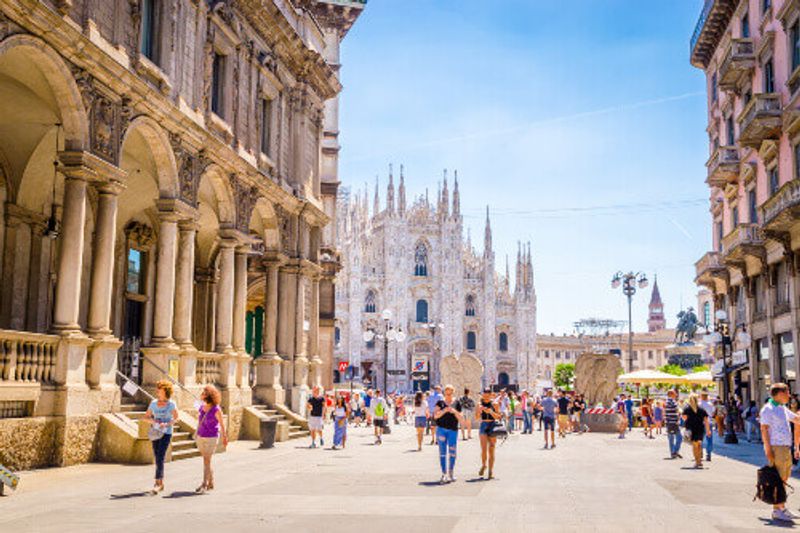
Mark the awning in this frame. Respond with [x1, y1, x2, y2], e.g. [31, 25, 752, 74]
[617, 369, 686, 385]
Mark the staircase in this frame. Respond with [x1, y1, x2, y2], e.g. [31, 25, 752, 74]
[251, 404, 309, 440]
[119, 398, 201, 461]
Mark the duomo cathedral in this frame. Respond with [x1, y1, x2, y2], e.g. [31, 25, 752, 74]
[334, 166, 537, 392]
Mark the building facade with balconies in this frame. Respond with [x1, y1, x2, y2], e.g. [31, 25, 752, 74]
[692, 0, 800, 404]
[0, 0, 364, 470]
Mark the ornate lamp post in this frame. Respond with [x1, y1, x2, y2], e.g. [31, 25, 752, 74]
[611, 271, 648, 372]
[423, 320, 444, 388]
[704, 309, 750, 444]
[362, 309, 406, 392]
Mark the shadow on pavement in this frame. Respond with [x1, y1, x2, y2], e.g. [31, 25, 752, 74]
[109, 491, 152, 500]
[464, 477, 488, 483]
[418, 481, 448, 487]
[756, 517, 796, 528]
[163, 491, 203, 499]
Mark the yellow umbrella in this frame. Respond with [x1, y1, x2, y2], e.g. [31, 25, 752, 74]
[682, 370, 715, 386]
[616, 369, 686, 385]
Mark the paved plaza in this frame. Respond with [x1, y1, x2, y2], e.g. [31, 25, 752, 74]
[0, 424, 787, 532]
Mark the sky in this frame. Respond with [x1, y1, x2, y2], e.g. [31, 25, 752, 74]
[336, 0, 710, 335]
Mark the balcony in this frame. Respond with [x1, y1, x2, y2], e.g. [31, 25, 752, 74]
[690, 0, 737, 69]
[761, 179, 800, 231]
[695, 251, 726, 286]
[706, 146, 739, 187]
[721, 223, 766, 264]
[718, 39, 755, 91]
[737, 93, 783, 148]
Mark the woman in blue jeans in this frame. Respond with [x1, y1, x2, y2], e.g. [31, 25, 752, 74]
[144, 380, 179, 495]
[434, 384, 465, 484]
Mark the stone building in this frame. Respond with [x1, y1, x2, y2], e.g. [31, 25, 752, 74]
[691, 0, 800, 404]
[0, 0, 363, 469]
[334, 169, 537, 392]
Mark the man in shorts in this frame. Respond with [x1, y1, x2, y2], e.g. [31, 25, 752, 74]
[306, 386, 326, 448]
[372, 389, 389, 445]
[760, 382, 800, 522]
[540, 390, 558, 449]
[556, 390, 571, 438]
[572, 394, 586, 433]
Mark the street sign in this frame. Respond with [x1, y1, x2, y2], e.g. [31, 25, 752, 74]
[387, 370, 406, 376]
[338, 361, 348, 373]
[411, 355, 428, 372]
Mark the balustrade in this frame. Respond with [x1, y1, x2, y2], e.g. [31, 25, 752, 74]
[0, 330, 58, 384]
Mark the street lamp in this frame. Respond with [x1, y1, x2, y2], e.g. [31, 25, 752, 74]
[703, 309, 749, 445]
[422, 320, 444, 390]
[362, 309, 406, 392]
[610, 271, 648, 372]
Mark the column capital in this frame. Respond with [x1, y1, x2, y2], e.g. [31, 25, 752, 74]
[58, 150, 127, 183]
[94, 179, 126, 196]
[178, 218, 200, 232]
[156, 198, 198, 221]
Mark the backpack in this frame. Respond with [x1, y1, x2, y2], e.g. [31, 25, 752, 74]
[755, 465, 789, 505]
[374, 399, 385, 418]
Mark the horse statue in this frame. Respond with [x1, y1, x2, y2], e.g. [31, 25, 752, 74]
[675, 307, 700, 345]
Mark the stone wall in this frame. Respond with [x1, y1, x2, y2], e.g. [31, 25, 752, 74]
[0, 417, 58, 470]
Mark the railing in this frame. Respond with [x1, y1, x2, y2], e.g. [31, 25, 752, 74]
[196, 352, 222, 385]
[762, 179, 800, 226]
[719, 38, 755, 88]
[690, 0, 715, 56]
[721, 223, 764, 256]
[0, 330, 58, 385]
[695, 251, 722, 278]
[706, 145, 739, 184]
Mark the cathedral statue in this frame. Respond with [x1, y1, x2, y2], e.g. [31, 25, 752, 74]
[674, 307, 700, 345]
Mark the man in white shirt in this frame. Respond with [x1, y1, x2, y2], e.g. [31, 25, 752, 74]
[699, 391, 715, 462]
[760, 382, 800, 522]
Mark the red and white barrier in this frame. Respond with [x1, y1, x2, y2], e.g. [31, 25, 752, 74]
[586, 407, 615, 415]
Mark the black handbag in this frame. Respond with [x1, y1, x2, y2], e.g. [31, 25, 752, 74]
[489, 421, 508, 438]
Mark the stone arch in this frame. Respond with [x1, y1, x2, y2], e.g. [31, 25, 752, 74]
[0, 34, 89, 152]
[120, 115, 179, 199]
[249, 197, 279, 250]
[195, 164, 235, 268]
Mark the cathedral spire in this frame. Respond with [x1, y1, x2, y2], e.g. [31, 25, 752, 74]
[452, 170, 460, 218]
[526, 242, 533, 290]
[398, 164, 406, 217]
[505, 254, 510, 292]
[386, 163, 395, 216]
[484, 206, 492, 258]
[515, 241, 522, 294]
[373, 175, 380, 217]
[441, 169, 449, 218]
[647, 275, 666, 332]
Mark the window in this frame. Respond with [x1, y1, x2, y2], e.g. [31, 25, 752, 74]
[413, 242, 428, 276]
[544, 350, 550, 359]
[763, 0, 771, 13]
[703, 301, 711, 326]
[711, 72, 718, 103]
[742, 12, 750, 38]
[793, 21, 800, 71]
[498, 332, 508, 352]
[260, 98, 272, 156]
[366, 333, 375, 350]
[364, 290, 376, 313]
[755, 275, 766, 314]
[769, 166, 780, 195]
[466, 331, 476, 351]
[736, 286, 746, 325]
[777, 261, 790, 307]
[465, 294, 476, 316]
[732, 205, 739, 227]
[749, 189, 758, 223]
[334, 327, 341, 346]
[140, 0, 158, 62]
[726, 115, 735, 145]
[127, 249, 145, 294]
[780, 333, 796, 386]
[743, 88, 752, 105]
[795, 143, 800, 180]
[211, 52, 225, 117]
[648, 350, 654, 360]
[415, 299, 428, 323]
[715, 220, 723, 251]
[765, 58, 775, 93]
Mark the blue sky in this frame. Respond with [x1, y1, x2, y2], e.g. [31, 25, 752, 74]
[337, 1, 709, 335]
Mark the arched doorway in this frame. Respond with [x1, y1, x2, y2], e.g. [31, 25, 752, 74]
[498, 372, 510, 386]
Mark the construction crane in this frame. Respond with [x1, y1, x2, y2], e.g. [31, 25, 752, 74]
[572, 318, 627, 354]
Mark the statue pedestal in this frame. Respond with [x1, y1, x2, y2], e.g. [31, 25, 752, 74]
[666, 343, 706, 371]
[580, 412, 621, 433]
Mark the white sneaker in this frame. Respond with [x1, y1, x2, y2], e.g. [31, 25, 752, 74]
[773, 509, 795, 522]
[784, 509, 799, 519]
[448, 471, 456, 482]
[440, 474, 449, 484]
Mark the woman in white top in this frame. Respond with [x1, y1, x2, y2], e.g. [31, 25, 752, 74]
[332, 395, 351, 449]
[413, 391, 427, 451]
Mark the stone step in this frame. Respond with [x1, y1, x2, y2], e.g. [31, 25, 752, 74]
[119, 404, 147, 413]
[125, 411, 147, 420]
[172, 439, 197, 451]
[171, 449, 201, 461]
[172, 432, 192, 442]
[288, 427, 309, 439]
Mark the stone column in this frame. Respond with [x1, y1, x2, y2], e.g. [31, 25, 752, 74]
[292, 269, 310, 411]
[52, 173, 89, 332]
[174, 220, 198, 391]
[151, 209, 179, 345]
[215, 239, 236, 353]
[86, 180, 125, 392]
[232, 245, 249, 352]
[87, 182, 122, 336]
[263, 260, 280, 356]
[308, 273, 322, 388]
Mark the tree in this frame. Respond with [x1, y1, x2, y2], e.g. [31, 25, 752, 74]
[658, 364, 687, 376]
[691, 364, 709, 373]
[554, 363, 575, 390]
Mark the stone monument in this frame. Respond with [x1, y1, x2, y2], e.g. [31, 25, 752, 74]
[574, 352, 623, 433]
[440, 353, 484, 397]
[667, 307, 706, 370]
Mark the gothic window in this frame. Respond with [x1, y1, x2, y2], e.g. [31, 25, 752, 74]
[364, 290, 377, 313]
[140, 0, 159, 63]
[498, 332, 508, 352]
[465, 294, 476, 316]
[260, 98, 272, 156]
[126, 248, 145, 295]
[414, 241, 428, 276]
[416, 299, 428, 323]
[466, 331, 477, 351]
[334, 327, 341, 346]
